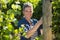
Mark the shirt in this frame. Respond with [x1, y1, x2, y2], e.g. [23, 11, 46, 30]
[18, 17, 43, 40]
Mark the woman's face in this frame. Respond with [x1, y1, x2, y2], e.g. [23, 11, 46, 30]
[23, 7, 33, 19]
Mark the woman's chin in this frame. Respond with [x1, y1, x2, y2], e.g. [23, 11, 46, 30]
[26, 17, 31, 19]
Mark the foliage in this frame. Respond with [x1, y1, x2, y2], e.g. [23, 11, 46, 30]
[52, 0, 60, 40]
[0, 0, 60, 40]
[0, 0, 42, 40]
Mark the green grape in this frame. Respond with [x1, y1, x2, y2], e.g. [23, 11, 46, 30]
[2, 4, 7, 9]
[7, 23, 13, 32]
[9, 13, 14, 20]
[19, 27, 24, 33]
[0, 17, 3, 22]
[14, 29, 19, 34]
[22, 32, 26, 37]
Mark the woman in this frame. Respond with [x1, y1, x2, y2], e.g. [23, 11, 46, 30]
[18, 2, 43, 40]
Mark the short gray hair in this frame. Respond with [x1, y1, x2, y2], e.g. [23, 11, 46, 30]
[23, 2, 33, 11]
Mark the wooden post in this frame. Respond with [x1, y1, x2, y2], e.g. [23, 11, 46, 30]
[42, 0, 52, 40]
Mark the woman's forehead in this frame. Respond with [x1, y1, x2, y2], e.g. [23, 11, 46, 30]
[24, 7, 33, 12]
[24, 7, 32, 10]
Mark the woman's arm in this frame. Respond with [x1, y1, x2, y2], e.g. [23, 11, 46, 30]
[26, 17, 42, 38]
[40, 29, 43, 35]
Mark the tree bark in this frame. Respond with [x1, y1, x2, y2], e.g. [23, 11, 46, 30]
[42, 0, 53, 40]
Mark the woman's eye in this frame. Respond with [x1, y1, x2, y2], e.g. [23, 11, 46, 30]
[25, 10, 32, 13]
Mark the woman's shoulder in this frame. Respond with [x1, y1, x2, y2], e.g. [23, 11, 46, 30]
[32, 18, 38, 22]
[31, 18, 38, 24]
[18, 18, 26, 27]
[18, 18, 26, 23]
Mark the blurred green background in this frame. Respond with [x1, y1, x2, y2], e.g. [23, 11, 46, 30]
[0, 0, 60, 40]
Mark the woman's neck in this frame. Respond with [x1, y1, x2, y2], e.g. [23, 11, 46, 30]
[26, 18, 30, 22]
[25, 17, 32, 25]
